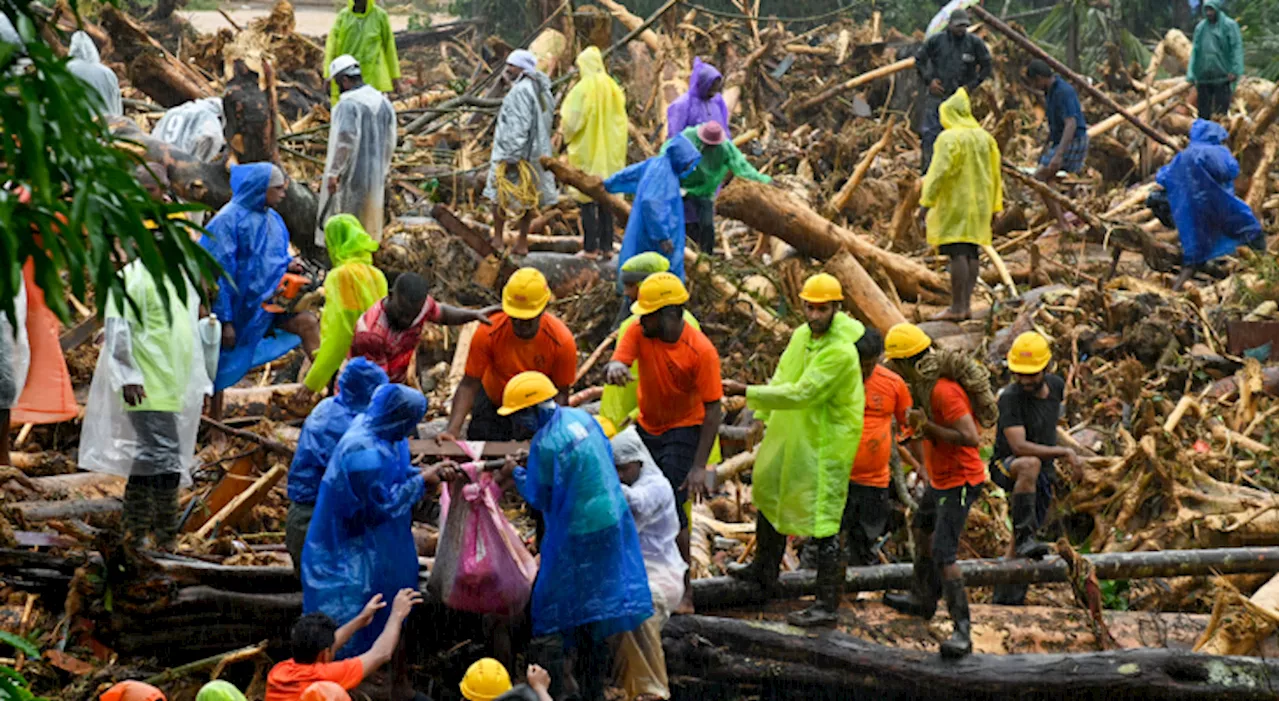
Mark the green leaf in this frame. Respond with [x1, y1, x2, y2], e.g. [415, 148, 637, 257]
[0, 632, 39, 659]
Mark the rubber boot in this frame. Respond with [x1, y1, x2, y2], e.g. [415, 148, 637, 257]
[121, 476, 151, 543]
[728, 513, 786, 592]
[1011, 492, 1051, 560]
[883, 554, 940, 620]
[787, 537, 842, 627]
[940, 577, 972, 659]
[991, 579, 1029, 606]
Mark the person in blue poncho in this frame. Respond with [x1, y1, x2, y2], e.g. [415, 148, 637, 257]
[1156, 119, 1263, 291]
[604, 134, 702, 284]
[497, 371, 651, 701]
[286, 357, 388, 577]
[201, 163, 320, 400]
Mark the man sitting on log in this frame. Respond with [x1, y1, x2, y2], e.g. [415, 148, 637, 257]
[317, 56, 397, 244]
[722, 274, 865, 628]
[1025, 59, 1089, 233]
[914, 9, 991, 171]
[664, 121, 771, 256]
[882, 323, 983, 658]
[486, 50, 557, 257]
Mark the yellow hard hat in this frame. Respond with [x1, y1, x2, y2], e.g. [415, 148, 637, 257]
[1007, 331, 1052, 374]
[595, 414, 617, 438]
[799, 273, 843, 303]
[459, 658, 512, 701]
[497, 371, 558, 416]
[884, 323, 932, 359]
[502, 268, 551, 319]
[631, 272, 690, 316]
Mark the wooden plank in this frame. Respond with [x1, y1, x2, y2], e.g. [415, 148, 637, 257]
[407, 440, 529, 459]
[183, 453, 263, 533]
[58, 316, 101, 352]
[196, 464, 286, 539]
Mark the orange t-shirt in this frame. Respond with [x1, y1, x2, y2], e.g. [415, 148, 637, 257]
[611, 321, 723, 435]
[464, 312, 579, 404]
[265, 658, 364, 701]
[851, 365, 912, 488]
[922, 378, 986, 490]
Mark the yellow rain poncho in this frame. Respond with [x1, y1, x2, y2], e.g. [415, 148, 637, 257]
[747, 313, 865, 538]
[561, 47, 628, 203]
[920, 88, 1003, 248]
[323, 0, 400, 104]
[304, 215, 387, 392]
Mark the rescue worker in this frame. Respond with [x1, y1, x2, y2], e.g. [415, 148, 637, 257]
[882, 323, 983, 658]
[67, 31, 122, 117]
[722, 274, 865, 627]
[487, 49, 557, 256]
[195, 681, 247, 701]
[303, 215, 386, 393]
[666, 121, 771, 255]
[318, 55, 397, 244]
[666, 57, 729, 139]
[1026, 60, 1089, 232]
[0, 270, 28, 468]
[561, 46, 627, 261]
[914, 8, 991, 171]
[605, 273, 723, 614]
[920, 88, 1002, 321]
[323, 0, 400, 103]
[152, 98, 226, 163]
[1187, 0, 1244, 120]
[604, 134, 702, 283]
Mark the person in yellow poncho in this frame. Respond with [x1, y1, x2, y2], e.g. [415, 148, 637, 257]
[303, 215, 387, 393]
[323, 0, 400, 104]
[561, 46, 628, 261]
[920, 88, 1002, 322]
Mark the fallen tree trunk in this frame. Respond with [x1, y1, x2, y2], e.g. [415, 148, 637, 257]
[10, 497, 121, 522]
[823, 250, 907, 331]
[1088, 80, 1194, 139]
[98, 6, 215, 107]
[539, 157, 633, 224]
[794, 57, 917, 113]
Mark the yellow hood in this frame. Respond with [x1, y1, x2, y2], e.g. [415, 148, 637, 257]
[940, 88, 981, 130]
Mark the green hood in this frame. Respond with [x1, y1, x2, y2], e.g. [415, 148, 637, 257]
[324, 213, 379, 266]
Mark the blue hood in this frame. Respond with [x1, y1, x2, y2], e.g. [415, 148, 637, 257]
[336, 357, 389, 413]
[229, 163, 273, 212]
[1190, 118, 1228, 145]
[365, 384, 427, 440]
[666, 135, 702, 178]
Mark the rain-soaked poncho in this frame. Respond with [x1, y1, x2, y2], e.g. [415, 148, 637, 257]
[604, 135, 701, 282]
[302, 384, 427, 657]
[514, 404, 652, 640]
[80, 262, 212, 487]
[665, 58, 729, 139]
[921, 88, 1002, 248]
[1187, 0, 1244, 87]
[202, 163, 300, 392]
[288, 358, 388, 506]
[67, 31, 122, 117]
[152, 98, 226, 162]
[195, 681, 247, 701]
[323, 0, 400, 102]
[612, 427, 687, 611]
[0, 282, 29, 409]
[316, 85, 396, 244]
[1156, 119, 1261, 266]
[303, 216, 387, 392]
[562, 47, 628, 203]
[484, 71, 558, 208]
[747, 312, 865, 538]
[666, 125, 771, 199]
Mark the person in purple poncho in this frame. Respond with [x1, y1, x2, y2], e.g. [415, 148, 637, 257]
[665, 58, 729, 140]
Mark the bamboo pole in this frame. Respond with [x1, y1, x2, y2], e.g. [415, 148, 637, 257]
[1088, 80, 1193, 138]
[795, 57, 916, 112]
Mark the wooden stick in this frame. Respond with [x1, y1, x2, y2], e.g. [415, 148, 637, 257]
[447, 322, 480, 395]
[981, 244, 1017, 297]
[199, 416, 296, 457]
[195, 464, 287, 539]
[795, 57, 916, 112]
[1087, 81, 1192, 138]
[143, 641, 267, 687]
[887, 179, 922, 247]
[830, 116, 897, 215]
[1163, 395, 1200, 433]
[714, 447, 757, 481]
[574, 330, 619, 385]
[13, 424, 33, 450]
[216, 7, 242, 31]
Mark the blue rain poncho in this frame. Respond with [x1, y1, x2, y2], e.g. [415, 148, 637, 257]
[514, 404, 652, 641]
[201, 163, 300, 391]
[287, 357, 388, 506]
[604, 135, 702, 282]
[1156, 119, 1262, 267]
[302, 384, 427, 657]
[67, 31, 122, 117]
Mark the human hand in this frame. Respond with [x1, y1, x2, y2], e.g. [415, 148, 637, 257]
[527, 664, 551, 692]
[431, 460, 464, 484]
[1064, 452, 1084, 482]
[473, 305, 501, 324]
[327, 175, 338, 194]
[353, 593, 386, 629]
[604, 361, 631, 386]
[929, 79, 945, 96]
[287, 259, 303, 274]
[682, 465, 711, 501]
[122, 385, 147, 406]
[1227, 73, 1237, 83]
[390, 588, 423, 620]
[221, 323, 237, 349]
[1034, 164, 1054, 181]
[434, 430, 458, 446]
[906, 408, 927, 433]
[660, 239, 674, 255]
[721, 379, 748, 396]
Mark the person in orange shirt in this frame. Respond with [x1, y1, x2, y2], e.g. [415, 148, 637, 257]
[844, 327, 911, 567]
[437, 268, 578, 442]
[881, 323, 982, 659]
[100, 681, 166, 701]
[605, 272, 722, 614]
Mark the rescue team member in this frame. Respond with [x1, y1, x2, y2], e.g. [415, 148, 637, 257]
[438, 268, 578, 442]
[560, 46, 628, 261]
[914, 8, 991, 171]
[303, 215, 386, 393]
[605, 273, 723, 614]
[666, 120, 772, 255]
[882, 323, 982, 658]
[323, 0, 400, 102]
[723, 274, 865, 627]
[1025, 60, 1089, 233]
[1186, 0, 1244, 120]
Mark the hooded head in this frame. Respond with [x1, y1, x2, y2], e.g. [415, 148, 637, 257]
[228, 163, 276, 212]
[100, 682, 166, 701]
[689, 58, 723, 100]
[349, 0, 372, 16]
[939, 88, 980, 130]
[1204, 0, 1224, 20]
[1190, 117, 1229, 145]
[195, 681, 247, 701]
[611, 425, 657, 486]
[364, 384, 427, 441]
[337, 357, 389, 413]
[576, 46, 606, 78]
[323, 214, 380, 267]
[664, 134, 702, 179]
[68, 31, 100, 63]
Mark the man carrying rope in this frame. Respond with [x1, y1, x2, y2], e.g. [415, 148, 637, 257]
[486, 49, 558, 256]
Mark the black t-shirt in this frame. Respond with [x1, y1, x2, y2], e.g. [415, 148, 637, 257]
[993, 374, 1064, 464]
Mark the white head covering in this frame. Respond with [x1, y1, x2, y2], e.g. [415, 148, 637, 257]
[68, 31, 101, 63]
[268, 165, 286, 187]
[505, 49, 538, 76]
[328, 54, 361, 80]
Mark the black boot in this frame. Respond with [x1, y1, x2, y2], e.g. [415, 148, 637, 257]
[787, 537, 842, 627]
[883, 554, 940, 620]
[728, 513, 786, 593]
[940, 577, 972, 658]
[991, 580, 1029, 606]
[1011, 492, 1051, 560]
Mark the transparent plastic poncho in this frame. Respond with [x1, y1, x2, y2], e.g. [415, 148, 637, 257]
[152, 98, 226, 162]
[316, 85, 396, 245]
[67, 31, 122, 117]
[0, 282, 29, 409]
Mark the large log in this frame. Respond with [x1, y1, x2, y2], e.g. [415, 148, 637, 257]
[1088, 80, 1194, 138]
[98, 6, 215, 107]
[539, 157, 633, 223]
[823, 250, 906, 331]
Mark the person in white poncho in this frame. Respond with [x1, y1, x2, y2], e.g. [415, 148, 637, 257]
[485, 49, 557, 256]
[152, 97, 226, 163]
[67, 31, 122, 118]
[0, 281, 29, 468]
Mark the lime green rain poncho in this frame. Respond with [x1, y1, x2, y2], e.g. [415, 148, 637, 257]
[561, 47, 628, 203]
[920, 88, 1002, 248]
[747, 312, 864, 538]
[323, 0, 400, 103]
[1187, 0, 1244, 87]
[195, 681, 247, 701]
[303, 215, 387, 392]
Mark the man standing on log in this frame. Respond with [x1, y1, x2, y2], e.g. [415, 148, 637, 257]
[882, 323, 982, 658]
[317, 56, 397, 245]
[323, 0, 400, 104]
[605, 273, 723, 615]
[486, 50, 557, 257]
[561, 46, 628, 262]
[665, 121, 771, 256]
[1187, 0, 1244, 121]
[914, 9, 991, 172]
[1026, 60, 1089, 232]
[722, 274, 865, 627]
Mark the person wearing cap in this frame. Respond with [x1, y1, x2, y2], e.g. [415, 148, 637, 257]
[605, 133, 702, 283]
[317, 55, 397, 245]
[486, 49, 557, 257]
[721, 274, 865, 627]
[1025, 59, 1089, 232]
[605, 273, 722, 614]
[914, 8, 992, 171]
[881, 322, 983, 658]
[438, 268, 577, 443]
[663, 121, 771, 255]
[561, 46, 628, 262]
[498, 371, 652, 700]
[323, 0, 400, 103]
[990, 331, 1081, 605]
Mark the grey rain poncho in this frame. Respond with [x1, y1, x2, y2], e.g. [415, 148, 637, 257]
[152, 98, 227, 162]
[67, 31, 122, 117]
[316, 84, 396, 244]
[484, 67, 557, 208]
[0, 282, 30, 409]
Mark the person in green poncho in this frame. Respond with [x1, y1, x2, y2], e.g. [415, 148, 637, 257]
[722, 273, 865, 627]
[660, 121, 771, 255]
[303, 215, 387, 393]
[1187, 0, 1244, 120]
[323, 0, 400, 104]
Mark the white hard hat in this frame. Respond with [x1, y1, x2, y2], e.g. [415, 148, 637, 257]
[328, 54, 361, 79]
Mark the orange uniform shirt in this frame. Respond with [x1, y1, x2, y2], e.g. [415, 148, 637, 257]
[464, 312, 578, 403]
[851, 365, 912, 488]
[265, 658, 364, 701]
[611, 321, 723, 435]
[922, 378, 986, 490]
